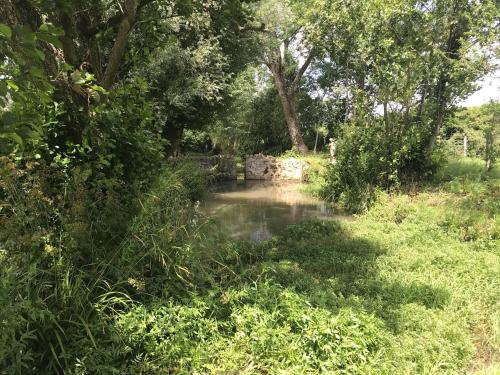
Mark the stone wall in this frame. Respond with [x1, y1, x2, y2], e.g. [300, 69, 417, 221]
[170, 155, 237, 180]
[245, 154, 307, 181]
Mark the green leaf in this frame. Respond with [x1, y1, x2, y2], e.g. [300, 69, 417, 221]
[29, 66, 45, 78]
[18, 26, 36, 45]
[6, 81, 19, 91]
[70, 70, 82, 83]
[24, 47, 45, 62]
[0, 81, 7, 96]
[89, 90, 100, 102]
[36, 32, 63, 49]
[35, 49, 46, 61]
[62, 62, 74, 71]
[39, 23, 64, 36]
[90, 85, 108, 94]
[0, 23, 12, 40]
[0, 132, 23, 146]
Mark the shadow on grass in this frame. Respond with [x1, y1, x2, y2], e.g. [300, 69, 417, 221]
[231, 220, 451, 331]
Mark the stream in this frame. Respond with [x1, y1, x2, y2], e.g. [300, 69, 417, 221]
[200, 180, 350, 242]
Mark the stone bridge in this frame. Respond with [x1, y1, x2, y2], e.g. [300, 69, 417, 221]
[169, 154, 308, 181]
[245, 154, 307, 181]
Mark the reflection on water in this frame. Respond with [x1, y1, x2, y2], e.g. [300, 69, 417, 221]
[200, 180, 348, 242]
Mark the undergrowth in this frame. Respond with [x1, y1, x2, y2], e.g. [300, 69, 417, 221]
[1, 157, 499, 374]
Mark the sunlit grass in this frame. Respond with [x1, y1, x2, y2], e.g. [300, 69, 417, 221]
[79, 157, 499, 373]
[3, 157, 497, 373]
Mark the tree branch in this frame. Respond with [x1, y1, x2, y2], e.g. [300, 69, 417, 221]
[101, 0, 138, 89]
[291, 50, 315, 93]
[85, 0, 155, 37]
[288, 27, 302, 41]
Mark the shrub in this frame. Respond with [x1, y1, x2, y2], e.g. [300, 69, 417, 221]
[320, 122, 438, 212]
[0, 153, 208, 373]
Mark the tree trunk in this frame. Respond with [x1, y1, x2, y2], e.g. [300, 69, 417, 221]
[428, 106, 444, 151]
[383, 100, 391, 137]
[463, 134, 468, 157]
[485, 129, 494, 171]
[329, 138, 337, 164]
[101, 0, 138, 90]
[428, 70, 448, 151]
[416, 84, 427, 123]
[428, 19, 467, 151]
[314, 129, 319, 154]
[163, 123, 184, 157]
[59, 12, 79, 67]
[271, 68, 308, 154]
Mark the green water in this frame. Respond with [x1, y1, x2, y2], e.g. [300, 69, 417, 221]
[201, 180, 349, 242]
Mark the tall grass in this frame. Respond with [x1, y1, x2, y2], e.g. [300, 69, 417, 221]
[81, 158, 500, 373]
[1, 157, 498, 373]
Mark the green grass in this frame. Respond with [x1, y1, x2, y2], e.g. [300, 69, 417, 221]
[67, 157, 498, 373]
[2, 157, 498, 373]
[295, 152, 330, 196]
[435, 157, 500, 181]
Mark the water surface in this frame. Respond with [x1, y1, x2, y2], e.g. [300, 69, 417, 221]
[200, 180, 348, 242]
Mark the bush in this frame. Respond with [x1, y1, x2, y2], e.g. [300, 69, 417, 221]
[320, 122, 438, 212]
[170, 162, 208, 201]
[115, 165, 209, 293]
[0, 153, 208, 373]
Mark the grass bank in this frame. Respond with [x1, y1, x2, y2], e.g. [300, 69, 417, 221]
[88, 158, 500, 373]
[1, 158, 498, 373]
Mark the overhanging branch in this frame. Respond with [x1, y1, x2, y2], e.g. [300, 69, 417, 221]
[101, 0, 139, 89]
[85, 0, 155, 37]
[291, 50, 315, 93]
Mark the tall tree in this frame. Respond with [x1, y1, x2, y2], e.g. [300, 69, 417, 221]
[252, 0, 316, 154]
[310, 0, 498, 150]
[137, 0, 257, 155]
[0, 0, 174, 146]
[1, 0, 256, 154]
[424, 0, 499, 150]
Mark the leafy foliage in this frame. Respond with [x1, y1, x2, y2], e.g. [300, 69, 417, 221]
[3, 158, 496, 373]
[320, 121, 440, 212]
[0, 0, 499, 373]
[444, 102, 499, 161]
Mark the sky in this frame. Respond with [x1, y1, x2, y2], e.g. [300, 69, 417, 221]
[460, 70, 500, 107]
